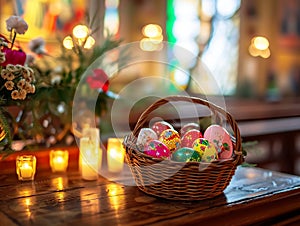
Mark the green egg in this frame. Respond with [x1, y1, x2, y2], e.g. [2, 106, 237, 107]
[171, 147, 201, 162]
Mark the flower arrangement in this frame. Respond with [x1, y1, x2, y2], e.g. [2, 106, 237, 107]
[0, 14, 123, 154]
[1, 64, 35, 100]
[0, 16, 36, 154]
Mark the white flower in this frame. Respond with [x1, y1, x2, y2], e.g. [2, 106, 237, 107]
[19, 89, 27, 99]
[4, 81, 14, 90]
[24, 82, 32, 92]
[29, 37, 46, 54]
[11, 90, 19, 100]
[6, 16, 28, 34]
[1, 70, 8, 79]
[17, 79, 26, 89]
[29, 84, 36, 94]
[6, 72, 15, 81]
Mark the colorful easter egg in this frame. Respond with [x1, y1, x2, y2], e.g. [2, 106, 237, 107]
[180, 122, 200, 136]
[181, 129, 203, 148]
[159, 129, 181, 152]
[204, 124, 233, 159]
[137, 128, 158, 147]
[143, 140, 170, 158]
[171, 147, 201, 162]
[201, 143, 218, 163]
[192, 138, 209, 157]
[151, 121, 174, 136]
[192, 138, 218, 162]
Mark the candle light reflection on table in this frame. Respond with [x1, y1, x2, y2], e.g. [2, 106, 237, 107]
[80, 188, 100, 214]
[24, 197, 32, 218]
[51, 177, 66, 191]
[107, 183, 125, 211]
[50, 177, 67, 201]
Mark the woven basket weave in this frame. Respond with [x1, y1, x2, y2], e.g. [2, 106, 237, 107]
[123, 95, 244, 201]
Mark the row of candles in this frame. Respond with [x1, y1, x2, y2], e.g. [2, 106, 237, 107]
[16, 128, 125, 181]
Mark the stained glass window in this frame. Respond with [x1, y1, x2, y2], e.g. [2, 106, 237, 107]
[104, 0, 119, 36]
[167, 0, 241, 95]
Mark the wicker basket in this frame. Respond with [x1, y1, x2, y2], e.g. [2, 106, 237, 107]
[123, 95, 244, 201]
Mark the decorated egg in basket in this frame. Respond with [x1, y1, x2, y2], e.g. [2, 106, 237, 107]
[171, 147, 201, 162]
[143, 140, 171, 158]
[192, 138, 218, 162]
[159, 129, 181, 152]
[204, 124, 233, 159]
[151, 121, 174, 136]
[180, 122, 200, 136]
[137, 128, 158, 147]
[181, 129, 203, 148]
[201, 145, 218, 163]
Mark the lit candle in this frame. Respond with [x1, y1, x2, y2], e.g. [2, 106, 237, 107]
[107, 138, 125, 173]
[50, 150, 69, 173]
[20, 163, 33, 178]
[80, 134, 101, 180]
[16, 155, 36, 181]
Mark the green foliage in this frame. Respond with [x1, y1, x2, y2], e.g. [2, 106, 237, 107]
[0, 108, 12, 146]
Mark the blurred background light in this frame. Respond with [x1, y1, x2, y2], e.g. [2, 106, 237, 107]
[252, 36, 269, 50]
[142, 24, 162, 38]
[73, 25, 89, 39]
[63, 36, 74, 49]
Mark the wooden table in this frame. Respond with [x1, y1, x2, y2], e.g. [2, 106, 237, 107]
[0, 165, 300, 226]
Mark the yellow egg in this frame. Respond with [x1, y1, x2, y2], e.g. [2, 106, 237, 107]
[192, 138, 218, 162]
[159, 129, 181, 152]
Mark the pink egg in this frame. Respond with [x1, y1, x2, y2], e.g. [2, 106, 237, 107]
[159, 129, 181, 152]
[204, 124, 233, 159]
[151, 121, 174, 136]
[143, 140, 171, 158]
[180, 122, 200, 136]
[181, 129, 203, 148]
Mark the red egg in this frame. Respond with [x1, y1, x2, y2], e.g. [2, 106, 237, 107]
[180, 122, 200, 136]
[151, 121, 174, 136]
[181, 129, 203, 148]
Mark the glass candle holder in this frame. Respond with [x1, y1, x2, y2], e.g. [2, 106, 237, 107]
[16, 155, 37, 181]
[107, 138, 125, 173]
[49, 150, 69, 173]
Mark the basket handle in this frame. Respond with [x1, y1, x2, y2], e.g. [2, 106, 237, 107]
[132, 95, 243, 161]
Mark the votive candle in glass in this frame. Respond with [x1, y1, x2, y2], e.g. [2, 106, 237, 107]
[16, 155, 36, 181]
[49, 150, 69, 173]
[107, 138, 125, 173]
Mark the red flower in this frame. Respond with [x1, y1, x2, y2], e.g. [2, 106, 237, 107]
[0, 47, 26, 66]
[86, 69, 109, 93]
